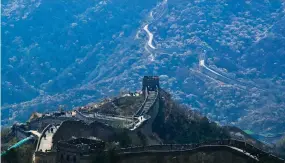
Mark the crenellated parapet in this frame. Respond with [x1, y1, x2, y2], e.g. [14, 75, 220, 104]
[117, 139, 284, 163]
[142, 76, 160, 92]
[74, 110, 138, 129]
[34, 124, 59, 163]
[28, 115, 75, 131]
[74, 76, 161, 132]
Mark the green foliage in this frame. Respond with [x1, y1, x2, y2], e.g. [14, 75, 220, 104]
[2, 148, 18, 163]
[1, 128, 13, 148]
[1, 128, 11, 138]
[1, 143, 34, 163]
[153, 92, 230, 144]
[277, 136, 285, 157]
[1, 132, 34, 163]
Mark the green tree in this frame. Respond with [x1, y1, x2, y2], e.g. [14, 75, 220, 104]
[277, 136, 285, 157]
[2, 148, 19, 163]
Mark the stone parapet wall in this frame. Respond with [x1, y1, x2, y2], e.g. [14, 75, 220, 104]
[119, 148, 254, 163]
[134, 90, 148, 117]
[73, 77, 161, 132]
[136, 89, 160, 133]
[116, 139, 284, 162]
[74, 111, 94, 124]
[51, 120, 117, 149]
[28, 116, 74, 131]
[34, 151, 56, 163]
[75, 110, 135, 128]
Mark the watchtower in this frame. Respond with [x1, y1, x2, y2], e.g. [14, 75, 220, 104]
[142, 76, 160, 92]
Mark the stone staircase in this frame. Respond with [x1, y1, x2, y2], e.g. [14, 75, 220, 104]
[140, 91, 157, 116]
[135, 90, 157, 117]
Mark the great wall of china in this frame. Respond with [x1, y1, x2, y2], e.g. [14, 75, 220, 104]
[5, 76, 285, 163]
[118, 139, 284, 163]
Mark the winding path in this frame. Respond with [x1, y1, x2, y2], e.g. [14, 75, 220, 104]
[199, 59, 230, 80]
[141, 0, 168, 60]
[143, 24, 156, 49]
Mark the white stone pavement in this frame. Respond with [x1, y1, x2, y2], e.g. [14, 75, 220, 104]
[38, 126, 57, 152]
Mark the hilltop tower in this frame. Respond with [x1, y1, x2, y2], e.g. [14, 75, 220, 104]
[142, 76, 160, 91]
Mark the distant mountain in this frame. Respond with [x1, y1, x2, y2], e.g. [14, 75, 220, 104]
[2, 0, 285, 143]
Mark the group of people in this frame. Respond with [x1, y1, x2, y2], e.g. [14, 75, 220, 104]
[43, 127, 55, 140]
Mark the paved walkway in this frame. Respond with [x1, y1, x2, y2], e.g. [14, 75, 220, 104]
[38, 126, 57, 152]
[91, 113, 134, 122]
[230, 146, 257, 160]
[130, 116, 148, 131]
[135, 91, 157, 116]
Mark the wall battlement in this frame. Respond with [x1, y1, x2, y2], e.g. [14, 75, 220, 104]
[23, 76, 285, 163]
[74, 76, 161, 132]
[117, 139, 284, 163]
[142, 76, 160, 92]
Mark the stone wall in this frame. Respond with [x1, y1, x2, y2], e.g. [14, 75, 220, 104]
[56, 138, 105, 163]
[51, 120, 117, 149]
[28, 116, 74, 131]
[116, 139, 285, 163]
[74, 111, 94, 124]
[34, 151, 56, 163]
[137, 90, 160, 136]
[75, 111, 135, 129]
[119, 149, 252, 163]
